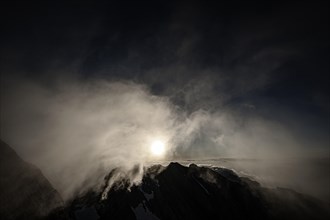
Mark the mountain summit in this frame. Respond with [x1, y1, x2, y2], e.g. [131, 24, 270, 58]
[0, 140, 329, 220]
[68, 162, 329, 220]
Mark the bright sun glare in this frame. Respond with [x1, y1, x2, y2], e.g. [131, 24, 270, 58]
[150, 140, 165, 156]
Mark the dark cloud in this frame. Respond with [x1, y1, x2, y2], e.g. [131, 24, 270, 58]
[0, 0, 329, 199]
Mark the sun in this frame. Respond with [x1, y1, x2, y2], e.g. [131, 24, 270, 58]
[150, 140, 165, 156]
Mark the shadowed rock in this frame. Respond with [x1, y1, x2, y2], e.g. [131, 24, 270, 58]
[66, 162, 329, 220]
[0, 140, 66, 220]
[1, 140, 328, 220]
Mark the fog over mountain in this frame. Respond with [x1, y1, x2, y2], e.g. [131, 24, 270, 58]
[1, 78, 329, 201]
[1, 140, 329, 220]
[0, 0, 329, 219]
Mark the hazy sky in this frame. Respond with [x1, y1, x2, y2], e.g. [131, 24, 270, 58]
[0, 0, 329, 199]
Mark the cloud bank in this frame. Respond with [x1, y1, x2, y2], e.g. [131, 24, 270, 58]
[1, 76, 327, 200]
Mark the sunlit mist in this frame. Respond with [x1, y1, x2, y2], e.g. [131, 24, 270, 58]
[150, 140, 165, 157]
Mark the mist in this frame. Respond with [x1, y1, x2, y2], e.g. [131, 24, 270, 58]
[0, 2, 329, 220]
[0, 75, 328, 201]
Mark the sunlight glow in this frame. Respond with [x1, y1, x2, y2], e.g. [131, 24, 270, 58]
[150, 140, 165, 156]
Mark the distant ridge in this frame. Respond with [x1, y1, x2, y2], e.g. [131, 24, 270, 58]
[0, 140, 64, 220]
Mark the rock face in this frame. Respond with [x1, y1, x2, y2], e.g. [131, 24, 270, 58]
[1, 139, 329, 220]
[68, 162, 329, 220]
[0, 140, 64, 220]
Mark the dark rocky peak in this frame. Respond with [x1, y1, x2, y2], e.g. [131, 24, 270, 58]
[66, 162, 329, 220]
[0, 140, 65, 220]
[1, 143, 329, 220]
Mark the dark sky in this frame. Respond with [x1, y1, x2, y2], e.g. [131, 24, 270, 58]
[0, 0, 329, 156]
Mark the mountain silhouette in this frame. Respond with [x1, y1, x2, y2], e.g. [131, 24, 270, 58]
[0, 140, 329, 220]
[0, 140, 64, 220]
